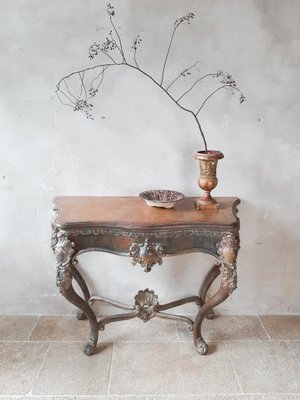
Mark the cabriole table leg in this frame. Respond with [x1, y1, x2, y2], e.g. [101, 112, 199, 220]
[193, 233, 239, 355]
[199, 262, 221, 320]
[71, 260, 91, 320]
[54, 230, 98, 356]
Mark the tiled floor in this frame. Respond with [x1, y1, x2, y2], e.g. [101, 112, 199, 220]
[0, 314, 299, 399]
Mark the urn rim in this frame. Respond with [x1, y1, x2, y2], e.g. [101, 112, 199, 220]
[194, 150, 224, 161]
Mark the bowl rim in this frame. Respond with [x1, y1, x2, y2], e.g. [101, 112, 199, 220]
[139, 189, 185, 203]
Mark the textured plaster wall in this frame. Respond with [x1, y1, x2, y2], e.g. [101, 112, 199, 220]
[0, 0, 299, 315]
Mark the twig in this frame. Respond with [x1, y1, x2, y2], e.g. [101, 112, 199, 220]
[177, 73, 218, 102]
[109, 15, 126, 63]
[195, 85, 228, 115]
[160, 27, 176, 86]
[160, 12, 194, 86]
[166, 61, 201, 92]
[62, 79, 77, 102]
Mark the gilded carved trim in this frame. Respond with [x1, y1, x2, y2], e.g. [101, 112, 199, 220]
[129, 239, 165, 272]
[51, 206, 59, 253]
[217, 232, 240, 295]
[54, 230, 75, 289]
[200, 159, 218, 176]
[61, 227, 232, 239]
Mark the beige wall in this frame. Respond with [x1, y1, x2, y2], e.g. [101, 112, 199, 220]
[0, 0, 299, 315]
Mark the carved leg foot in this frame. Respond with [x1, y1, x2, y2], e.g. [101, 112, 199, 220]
[60, 285, 98, 356]
[76, 310, 87, 320]
[195, 338, 208, 355]
[83, 341, 97, 356]
[206, 308, 214, 320]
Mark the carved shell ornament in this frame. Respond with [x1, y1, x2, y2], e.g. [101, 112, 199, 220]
[134, 289, 159, 322]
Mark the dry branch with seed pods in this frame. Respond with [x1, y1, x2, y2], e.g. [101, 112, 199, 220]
[56, 4, 245, 153]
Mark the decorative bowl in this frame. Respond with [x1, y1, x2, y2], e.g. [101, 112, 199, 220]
[139, 190, 185, 209]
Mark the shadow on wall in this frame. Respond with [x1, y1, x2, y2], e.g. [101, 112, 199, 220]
[237, 199, 300, 314]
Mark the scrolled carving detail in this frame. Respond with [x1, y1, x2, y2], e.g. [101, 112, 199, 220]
[134, 289, 158, 322]
[66, 227, 226, 239]
[129, 239, 165, 272]
[51, 206, 59, 253]
[51, 225, 59, 253]
[217, 232, 240, 295]
[54, 230, 75, 289]
[200, 159, 217, 177]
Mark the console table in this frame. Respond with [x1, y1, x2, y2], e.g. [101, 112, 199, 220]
[51, 196, 240, 356]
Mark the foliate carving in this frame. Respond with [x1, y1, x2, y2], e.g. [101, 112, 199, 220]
[134, 289, 158, 322]
[54, 230, 75, 289]
[51, 205, 59, 253]
[129, 239, 165, 272]
[66, 227, 228, 240]
[51, 225, 59, 253]
[200, 160, 217, 177]
[217, 232, 240, 295]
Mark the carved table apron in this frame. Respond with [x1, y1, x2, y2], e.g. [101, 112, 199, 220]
[51, 196, 240, 356]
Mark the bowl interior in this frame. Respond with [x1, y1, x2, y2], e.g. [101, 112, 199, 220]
[139, 190, 185, 203]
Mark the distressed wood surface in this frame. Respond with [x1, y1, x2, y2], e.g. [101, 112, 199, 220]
[54, 196, 240, 231]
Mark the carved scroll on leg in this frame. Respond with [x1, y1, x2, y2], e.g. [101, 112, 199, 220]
[193, 232, 239, 355]
[54, 230, 98, 355]
[217, 232, 240, 296]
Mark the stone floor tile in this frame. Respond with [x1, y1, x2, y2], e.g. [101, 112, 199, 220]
[0, 342, 49, 395]
[29, 315, 177, 343]
[109, 341, 240, 395]
[78, 396, 147, 399]
[287, 341, 300, 365]
[99, 317, 177, 342]
[0, 315, 38, 341]
[177, 315, 268, 342]
[29, 315, 89, 341]
[146, 395, 262, 399]
[0, 397, 75, 400]
[263, 395, 300, 399]
[259, 315, 300, 340]
[226, 341, 300, 393]
[32, 342, 112, 395]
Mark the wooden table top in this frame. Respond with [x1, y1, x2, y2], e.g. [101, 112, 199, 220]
[53, 196, 240, 231]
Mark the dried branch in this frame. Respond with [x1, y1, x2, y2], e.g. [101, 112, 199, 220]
[160, 12, 194, 86]
[56, 5, 245, 153]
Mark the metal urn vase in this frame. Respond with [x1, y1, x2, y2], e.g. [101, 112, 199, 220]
[194, 150, 224, 210]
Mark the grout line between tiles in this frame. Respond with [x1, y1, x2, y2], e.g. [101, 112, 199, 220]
[285, 340, 300, 368]
[1, 393, 300, 398]
[27, 341, 51, 395]
[27, 315, 40, 341]
[224, 341, 243, 394]
[0, 338, 288, 344]
[257, 315, 271, 340]
[106, 341, 115, 395]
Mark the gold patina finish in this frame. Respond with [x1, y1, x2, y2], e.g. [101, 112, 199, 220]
[194, 150, 224, 210]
